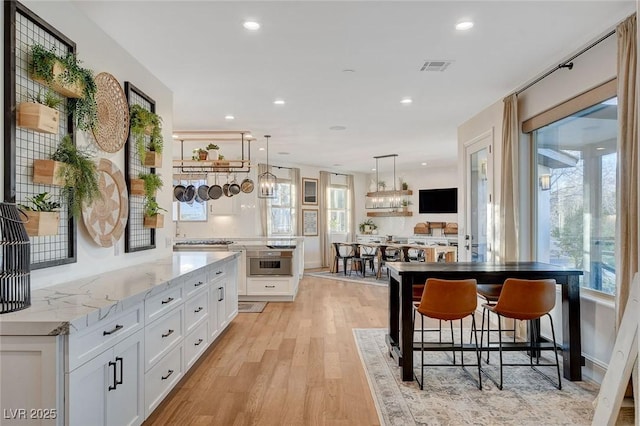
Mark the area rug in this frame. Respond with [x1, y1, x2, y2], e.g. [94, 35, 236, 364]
[305, 270, 388, 287]
[353, 328, 617, 426]
[238, 301, 267, 313]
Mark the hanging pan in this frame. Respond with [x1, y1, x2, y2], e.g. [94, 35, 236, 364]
[197, 182, 210, 201]
[173, 183, 186, 202]
[208, 174, 223, 200]
[241, 175, 254, 193]
[184, 177, 196, 204]
[223, 174, 232, 197]
[229, 174, 241, 195]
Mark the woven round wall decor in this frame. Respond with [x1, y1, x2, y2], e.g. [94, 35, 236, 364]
[92, 72, 129, 153]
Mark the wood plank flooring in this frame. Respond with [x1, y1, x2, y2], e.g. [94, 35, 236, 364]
[144, 273, 389, 425]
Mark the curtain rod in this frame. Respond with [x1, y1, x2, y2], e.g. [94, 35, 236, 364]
[515, 29, 615, 96]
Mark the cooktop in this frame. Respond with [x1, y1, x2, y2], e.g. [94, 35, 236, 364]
[175, 240, 235, 245]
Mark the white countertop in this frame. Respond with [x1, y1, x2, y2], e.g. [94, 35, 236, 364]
[0, 251, 239, 336]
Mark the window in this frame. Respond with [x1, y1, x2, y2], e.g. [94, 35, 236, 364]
[269, 178, 295, 235]
[172, 176, 207, 222]
[328, 185, 347, 233]
[534, 97, 617, 295]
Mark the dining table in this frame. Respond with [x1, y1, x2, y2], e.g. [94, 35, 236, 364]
[385, 261, 584, 382]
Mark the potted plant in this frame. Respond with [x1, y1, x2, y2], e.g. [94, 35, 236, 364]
[29, 44, 98, 131]
[131, 172, 163, 197]
[206, 143, 220, 160]
[359, 218, 378, 234]
[17, 89, 62, 134]
[143, 198, 167, 228]
[130, 104, 163, 167]
[18, 192, 61, 236]
[401, 181, 409, 191]
[192, 148, 208, 161]
[33, 135, 101, 218]
[401, 199, 412, 212]
[377, 180, 386, 191]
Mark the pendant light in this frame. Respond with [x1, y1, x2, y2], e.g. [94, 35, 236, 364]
[258, 134, 277, 198]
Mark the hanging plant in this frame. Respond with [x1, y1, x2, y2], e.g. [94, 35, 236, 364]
[29, 44, 98, 131]
[130, 104, 163, 166]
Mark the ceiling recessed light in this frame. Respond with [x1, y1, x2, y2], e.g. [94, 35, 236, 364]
[259, 147, 265, 151]
[596, 147, 605, 150]
[273, 99, 285, 105]
[224, 115, 235, 120]
[401, 98, 413, 104]
[456, 21, 474, 31]
[243, 21, 260, 31]
[421, 162, 427, 166]
[371, 168, 376, 171]
[329, 125, 347, 131]
[278, 152, 290, 155]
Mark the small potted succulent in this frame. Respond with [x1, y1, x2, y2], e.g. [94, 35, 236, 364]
[192, 148, 208, 161]
[17, 89, 62, 134]
[19, 192, 61, 236]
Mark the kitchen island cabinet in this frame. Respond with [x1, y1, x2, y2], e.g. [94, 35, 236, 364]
[0, 252, 239, 425]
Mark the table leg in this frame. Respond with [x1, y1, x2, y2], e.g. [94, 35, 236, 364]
[563, 274, 582, 381]
[400, 274, 414, 381]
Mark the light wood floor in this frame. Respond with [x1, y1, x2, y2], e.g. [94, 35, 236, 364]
[144, 273, 389, 425]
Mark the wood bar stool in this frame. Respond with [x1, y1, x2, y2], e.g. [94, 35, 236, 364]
[481, 278, 561, 390]
[413, 278, 482, 390]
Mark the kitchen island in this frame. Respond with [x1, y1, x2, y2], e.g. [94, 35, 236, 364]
[0, 251, 239, 425]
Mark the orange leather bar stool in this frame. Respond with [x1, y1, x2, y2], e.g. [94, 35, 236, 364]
[413, 278, 482, 390]
[481, 278, 561, 390]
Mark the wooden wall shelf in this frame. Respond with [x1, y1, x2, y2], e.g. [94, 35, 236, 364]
[367, 211, 413, 217]
[366, 189, 413, 197]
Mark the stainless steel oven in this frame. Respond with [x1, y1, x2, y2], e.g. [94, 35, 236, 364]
[246, 249, 293, 276]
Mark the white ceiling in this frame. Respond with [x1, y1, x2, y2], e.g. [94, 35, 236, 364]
[73, 1, 635, 173]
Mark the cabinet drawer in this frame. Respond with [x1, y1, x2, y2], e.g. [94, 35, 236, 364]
[145, 307, 183, 371]
[184, 290, 209, 334]
[208, 264, 226, 284]
[145, 285, 183, 323]
[184, 271, 207, 299]
[247, 278, 290, 295]
[145, 344, 183, 417]
[68, 303, 143, 371]
[184, 321, 209, 370]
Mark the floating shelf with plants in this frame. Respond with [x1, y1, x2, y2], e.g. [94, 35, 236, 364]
[172, 130, 253, 173]
[130, 104, 163, 168]
[19, 192, 61, 237]
[17, 89, 62, 134]
[366, 211, 413, 218]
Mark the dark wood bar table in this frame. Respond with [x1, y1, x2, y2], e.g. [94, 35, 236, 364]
[386, 261, 584, 382]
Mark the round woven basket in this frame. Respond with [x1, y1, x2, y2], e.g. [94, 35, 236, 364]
[92, 72, 129, 153]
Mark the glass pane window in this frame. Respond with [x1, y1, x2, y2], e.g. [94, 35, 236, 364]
[534, 97, 617, 295]
[328, 186, 347, 233]
[269, 179, 294, 235]
[172, 177, 207, 222]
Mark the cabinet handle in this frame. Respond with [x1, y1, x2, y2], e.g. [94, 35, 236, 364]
[161, 297, 174, 305]
[216, 271, 223, 275]
[115, 357, 123, 387]
[265, 285, 275, 288]
[194, 338, 203, 346]
[108, 360, 117, 391]
[161, 369, 174, 380]
[103, 324, 123, 336]
[218, 286, 224, 302]
[161, 329, 174, 338]
[194, 281, 204, 287]
[194, 307, 203, 313]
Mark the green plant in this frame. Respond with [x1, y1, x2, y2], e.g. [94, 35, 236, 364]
[143, 198, 167, 217]
[130, 104, 163, 163]
[358, 218, 377, 233]
[401, 181, 409, 190]
[51, 135, 101, 218]
[377, 180, 386, 190]
[138, 172, 163, 198]
[29, 89, 63, 109]
[401, 199, 413, 207]
[206, 143, 219, 150]
[29, 44, 97, 131]
[218, 154, 225, 160]
[19, 192, 61, 212]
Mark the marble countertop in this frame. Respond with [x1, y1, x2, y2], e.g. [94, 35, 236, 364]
[0, 251, 239, 336]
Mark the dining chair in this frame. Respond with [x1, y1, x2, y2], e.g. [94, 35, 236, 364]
[359, 244, 377, 274]
[481, 278, 561, 390]
[413, 278, 482, 390]
[378, 246, 401, 279]
[332, 242, 355, 275]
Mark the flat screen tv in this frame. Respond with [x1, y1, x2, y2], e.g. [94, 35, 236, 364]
[418, 188, 458, 213]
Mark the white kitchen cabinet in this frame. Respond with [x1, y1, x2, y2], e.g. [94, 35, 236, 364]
[67, 329, 144, 426]
[246, 277, 291, 296]
[144, 344, 183, 417]
[225, 259, 239, 322]
[144, 305, 183, 371]
[184, 320, 209, 370]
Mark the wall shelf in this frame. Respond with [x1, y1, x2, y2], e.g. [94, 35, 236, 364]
[367, 211, 413, 217]
[366, 190, 412, 197]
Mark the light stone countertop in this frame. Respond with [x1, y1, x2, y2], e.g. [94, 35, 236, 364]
[0, 251, 239, 336]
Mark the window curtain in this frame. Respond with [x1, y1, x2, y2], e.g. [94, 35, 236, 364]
[258, 163, 269, 236]
[499, 94, 520, 261]
[291, 167, 301, 235]
[319, 171, 331, 268]
[347, 174, 356, 241]
[615, 14, 638, 327]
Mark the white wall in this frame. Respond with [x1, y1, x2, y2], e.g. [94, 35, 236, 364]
[456, 19, 627, 383]
[2, 1, 174, 289]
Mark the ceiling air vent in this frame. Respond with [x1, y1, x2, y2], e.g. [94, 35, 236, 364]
[420, 60, 453, 72]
